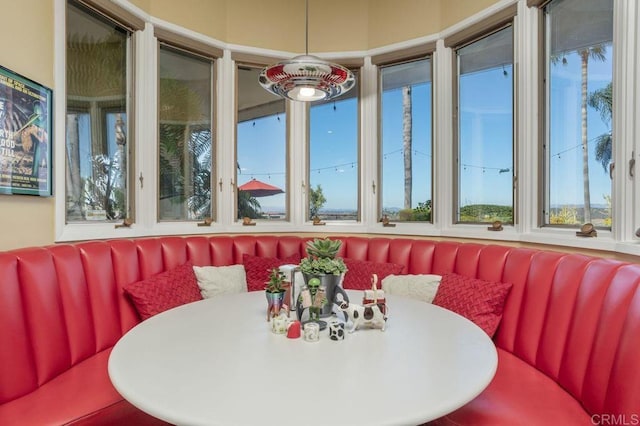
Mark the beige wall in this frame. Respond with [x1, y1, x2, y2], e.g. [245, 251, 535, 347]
[369, 0, 441, 49]
[145, 0, 227, 42]
[150, 0, 370, 53]
[307, 0, 369, 53]
[225, 0, 305, 52]
[440, 0, 502, 29]
[143, 0, 496, 52]
[127, 0, 149, 11]
[0, 0, 54, 251]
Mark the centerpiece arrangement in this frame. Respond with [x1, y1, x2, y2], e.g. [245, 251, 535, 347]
[298, 238, 348, 318]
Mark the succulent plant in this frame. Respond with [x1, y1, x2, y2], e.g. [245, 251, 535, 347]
[265, 268, 286, 293]
[300, 238, 346, 276]
[305, 238, 342, 259]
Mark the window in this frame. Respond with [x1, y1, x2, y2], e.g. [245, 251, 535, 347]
[236, 65, 287, 221]
[454, 26, 514, 224]
[543, 0, 613, 228]
[308, 71, 359, 221]
[379, 58, 433, 222]
[158, 45, 214, 221]
[65, 0, 132, 222]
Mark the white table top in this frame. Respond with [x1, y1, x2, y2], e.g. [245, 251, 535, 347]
[109, 291, 497, 426]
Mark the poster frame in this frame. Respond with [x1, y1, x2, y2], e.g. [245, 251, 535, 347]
[0, 65, 53, 197]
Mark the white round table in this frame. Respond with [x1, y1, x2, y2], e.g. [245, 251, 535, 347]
[108, 291, 497, 426]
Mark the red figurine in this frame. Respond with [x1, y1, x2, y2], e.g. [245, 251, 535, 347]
[286, 320, 301, 338]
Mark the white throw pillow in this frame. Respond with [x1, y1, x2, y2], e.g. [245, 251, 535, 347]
[193, 265, 248, 298]
[381, 274, 442, 303]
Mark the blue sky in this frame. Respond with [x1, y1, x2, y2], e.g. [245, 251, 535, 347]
[309, 99, 359, 211]
[458, 65, 513, 207]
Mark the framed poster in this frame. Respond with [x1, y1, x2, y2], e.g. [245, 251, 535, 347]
[0, 65, 52, 196]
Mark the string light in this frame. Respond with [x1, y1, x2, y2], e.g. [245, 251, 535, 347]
[243, 120, 600, 178]
[551, 136, 601, 160]
[243, 148, 517, 178]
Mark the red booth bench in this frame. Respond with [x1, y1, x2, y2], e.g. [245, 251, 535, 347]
[1, 235, 639, 425]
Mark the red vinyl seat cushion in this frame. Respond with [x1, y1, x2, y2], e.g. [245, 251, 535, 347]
[0, 349, 165, 425]
[431, 348, 592, 426]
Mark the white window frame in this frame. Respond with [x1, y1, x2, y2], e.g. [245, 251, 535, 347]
[233, 61, 291, 226]
[306, 65, 365, 227]
[156, 41, 217, 224]
[376, 54, 436, 228]
[523, 0, 619, 252]
[437, 3, 520, 241]
[55, 0, 142, 242]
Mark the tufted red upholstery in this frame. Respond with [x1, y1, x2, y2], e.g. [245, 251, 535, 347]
[0, 235, 639, 425]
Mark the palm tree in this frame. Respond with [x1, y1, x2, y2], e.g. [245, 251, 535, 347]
[578, 46, 607, 223]
[186, 128, 212, 218]
[158, 74, 213, 220]
[237, 189, 261, 219]
[588, 82, 612, 174]
[159, 123, 212, 219]
[82, 152, 125, 220]
[402, 86, 412, 210]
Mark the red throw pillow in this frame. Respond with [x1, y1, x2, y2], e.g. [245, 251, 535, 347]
[242, 253, 301, 292]
[432, 272, 513, 337]
[123, 261, 202, 320]
[342, 258, 405, 290]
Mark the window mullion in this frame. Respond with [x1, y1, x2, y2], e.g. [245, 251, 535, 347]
[434, 39, 454, 231]
[515, 0, 540, 234]
[613, 0, 637, 242]
[361, 58, 378, 227]
[137, 24, 158, 231]
[289, 100, 306, 226]
[218, 51, 235, 227]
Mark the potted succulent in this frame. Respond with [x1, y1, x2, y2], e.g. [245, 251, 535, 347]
[299, 238, 348, 317]
[265, 268, 287, 321]
[265, 267, 286, 293]
[299, 238, 347, 276]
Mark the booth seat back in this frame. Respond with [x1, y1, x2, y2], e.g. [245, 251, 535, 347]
[1, 235, 639, 420]
[0, 235, 308, 405]
[494, 250, 640, 419]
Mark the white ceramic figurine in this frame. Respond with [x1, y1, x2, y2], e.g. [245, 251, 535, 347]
[338, 300, 387, 332]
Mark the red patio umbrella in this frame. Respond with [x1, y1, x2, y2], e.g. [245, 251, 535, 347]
[238, 178, 284, 197]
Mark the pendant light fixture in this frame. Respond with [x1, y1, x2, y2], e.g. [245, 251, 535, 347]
[259, 0, 355, 102]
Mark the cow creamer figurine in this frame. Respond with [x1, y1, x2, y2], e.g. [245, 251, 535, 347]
[338, 300, 387, 332]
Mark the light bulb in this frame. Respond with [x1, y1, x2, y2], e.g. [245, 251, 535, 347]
[287, 85, 326, 102]
[299, 87, 316, 98]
